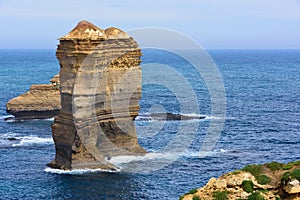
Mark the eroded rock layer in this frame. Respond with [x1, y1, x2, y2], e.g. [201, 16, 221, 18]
[6, 75, 61, 119]
[48, 20, 146, 170]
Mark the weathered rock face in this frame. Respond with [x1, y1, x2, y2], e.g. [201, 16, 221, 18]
[181, 161, 300, 200]
[47, 20, 146, 170]
[6, 75, 61, 119]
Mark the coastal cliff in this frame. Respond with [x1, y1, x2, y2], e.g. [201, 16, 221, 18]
[181, 161, 300, 200]
[48, 20, 146, 170]
[6, 75, 61, 119]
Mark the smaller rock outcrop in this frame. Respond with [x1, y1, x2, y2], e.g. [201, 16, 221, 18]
[181, 161, 300, 200]
[135, 113, 205, 121]
[6, 75, 61, 120]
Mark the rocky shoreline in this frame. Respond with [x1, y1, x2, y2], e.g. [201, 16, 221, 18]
[180, 161, 300, 200]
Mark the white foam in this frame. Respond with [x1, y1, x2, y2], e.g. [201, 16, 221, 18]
[44, 167, 120, 174]
[218, 149, 229, 153]
[203, 116, 223, 120]
[43, 117, 54, 121]
[44, 149, 232, 174]
[0, 115, 14, 120]
[109, 149, 231, 165]
[12, 136, 53, 147]
[2, 116, 55, 122]
[0, 132, 18, 138]
[135, 115, 152, 121]
[180, 149, 230, 157]
[109, 152, 184, 165]
[181, 113, 203, 117]
[32, 118, 55, 122]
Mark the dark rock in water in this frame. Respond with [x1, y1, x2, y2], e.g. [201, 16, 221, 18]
[6, 110, 59, 120]
[7, 137, 18, 141]
[4, 116, 15, 121]
[48, 20, 145, 171]
[151, 113, 205, 121]
[136, 113, 205, 121]
[0, 137, 20, 147]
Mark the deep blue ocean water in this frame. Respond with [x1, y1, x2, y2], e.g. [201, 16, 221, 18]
[0, 49, 299, 199]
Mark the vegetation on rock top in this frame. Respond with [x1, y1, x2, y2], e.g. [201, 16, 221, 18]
[212, 191, 228, 200]
[180, 160, 300, 200]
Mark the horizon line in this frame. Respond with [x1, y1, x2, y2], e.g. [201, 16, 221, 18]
[0, 48, 300, 51]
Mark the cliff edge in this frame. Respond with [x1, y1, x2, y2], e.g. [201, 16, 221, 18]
[180, 161, 300, 200]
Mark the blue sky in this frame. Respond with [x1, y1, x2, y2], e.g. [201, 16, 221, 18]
[0, 0, 299, 49]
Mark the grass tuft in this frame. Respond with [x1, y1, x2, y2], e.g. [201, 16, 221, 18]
[192, 196, 200, 200]
[247, 191, 265, 200]
[257, 174, 272, 185]
[241, 164, 263, 177]
[187, 188, 198, 195]
[293, 160, 300, 165]
[283, 163, 294, 170]
[212, 191, 228, 200]
[242, 180, 254, 193]
[265, 161, 283, 171]
[231, 170, 241, 175]
[290, 168, 300, 181]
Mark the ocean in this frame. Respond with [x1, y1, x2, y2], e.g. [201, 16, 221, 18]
[0, 49, 299, 199]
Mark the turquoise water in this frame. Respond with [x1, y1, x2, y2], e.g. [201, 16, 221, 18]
[0, 49, 299, 199]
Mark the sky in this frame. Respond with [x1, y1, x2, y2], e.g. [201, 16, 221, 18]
[0, 0, 299, 49]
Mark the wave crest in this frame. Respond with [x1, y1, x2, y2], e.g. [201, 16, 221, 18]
[44, 167, 120, 174]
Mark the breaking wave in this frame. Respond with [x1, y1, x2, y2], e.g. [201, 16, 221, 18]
[1, 115, 55, 122]
[109, 149, 231, 165]
[11, 136, 53, 147]
[0, 115, 14, 120]
[43, 149, 232, 174]
[44, 167, 120, 174]
[0, 133, 53, 147]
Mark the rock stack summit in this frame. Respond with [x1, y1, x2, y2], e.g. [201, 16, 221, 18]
[47, 20, 146, 170]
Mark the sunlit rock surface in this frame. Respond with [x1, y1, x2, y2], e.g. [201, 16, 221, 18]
[6, 75, 61, 120]
[48, 20, 146, 170]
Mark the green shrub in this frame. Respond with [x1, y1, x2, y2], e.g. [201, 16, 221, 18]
[179, 195, 184, 200]
[283, 163, 294, 170]
[192, 196, 200, 200]
[242, 180, 254, 193]
[247, 191, 265, 200]
[187, 188, 198, 195]
[242, 164, 263, 177]
[290, 168, 300, 181]
[257, 189, 269, 194]
[212, 191, 228, 200]
[275, 196, 281, 200]
[281, 172, 291, 185]
[265, 161, 283, 170]
[232, 170, 241, 175]
[293, 160, 300, 165]
[257, 174, 272, 185]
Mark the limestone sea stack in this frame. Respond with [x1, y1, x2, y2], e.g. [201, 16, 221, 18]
[47, 20, 146, 170]
[6, 75, 61, 120]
